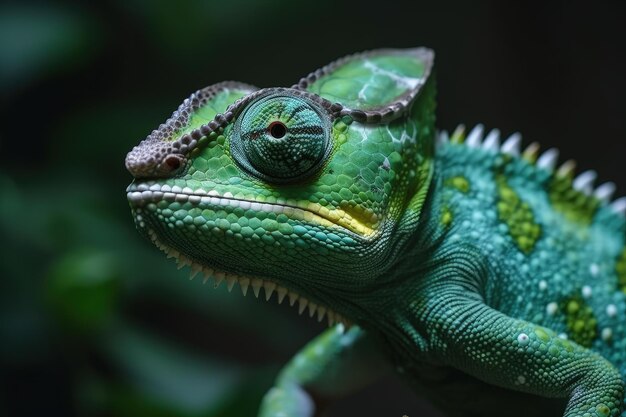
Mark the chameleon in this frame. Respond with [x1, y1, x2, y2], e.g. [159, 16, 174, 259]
[125, 47, 626, 417]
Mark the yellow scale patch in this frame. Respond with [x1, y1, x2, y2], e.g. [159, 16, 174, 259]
[560, 295, 598, 348]
[445, 176, 470, 193]
[440, 176, 470, 228]
[496, 175, 541, 254]
[441, 207, 453, 227]
[549, 175, 600, 225]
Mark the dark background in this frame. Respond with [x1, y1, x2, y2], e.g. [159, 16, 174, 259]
[1, 1, 625, 416]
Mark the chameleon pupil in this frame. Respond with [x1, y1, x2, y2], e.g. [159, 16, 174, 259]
[269, 121, 287, 139]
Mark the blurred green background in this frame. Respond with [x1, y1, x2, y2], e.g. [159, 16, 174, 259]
[1, 1, 624, 416]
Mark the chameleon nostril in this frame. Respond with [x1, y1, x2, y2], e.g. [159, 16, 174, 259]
[164, 155, 181, 171]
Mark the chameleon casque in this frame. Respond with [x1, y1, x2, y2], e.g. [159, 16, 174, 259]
[125, 48, 626, 417]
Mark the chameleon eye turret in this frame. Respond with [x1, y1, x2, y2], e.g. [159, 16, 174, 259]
[230, 91, 332, 182]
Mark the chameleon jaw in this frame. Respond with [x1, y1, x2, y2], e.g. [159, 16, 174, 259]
[127, 183, 378, 238]
[142, 226, 352, 329]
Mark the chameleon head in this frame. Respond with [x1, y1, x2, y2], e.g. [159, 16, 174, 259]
[125, 48, 436, 320]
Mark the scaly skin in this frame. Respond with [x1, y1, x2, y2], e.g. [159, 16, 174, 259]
[125, 48, 626, 417]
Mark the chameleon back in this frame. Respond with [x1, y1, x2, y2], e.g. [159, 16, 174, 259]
[434, 126, 626, 374]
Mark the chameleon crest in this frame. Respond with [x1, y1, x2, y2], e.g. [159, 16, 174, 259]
[127, 48, 626, 417]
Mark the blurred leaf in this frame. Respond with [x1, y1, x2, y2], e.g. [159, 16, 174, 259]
[46, 249, 120, 332]
[92, 324, 274, 417]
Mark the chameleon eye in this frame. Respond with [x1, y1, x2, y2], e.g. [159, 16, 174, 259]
[231, 92, 331, 182]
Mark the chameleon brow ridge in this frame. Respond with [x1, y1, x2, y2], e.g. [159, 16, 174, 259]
[125, 81, 258, 179]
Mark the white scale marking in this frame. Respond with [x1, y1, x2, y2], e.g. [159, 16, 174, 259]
[606, 304, 617, 318]
[363, 60, 423, 90]
[517, 333, 529, 345]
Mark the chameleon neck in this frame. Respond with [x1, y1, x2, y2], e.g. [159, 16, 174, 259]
[329, 156, 440, 334]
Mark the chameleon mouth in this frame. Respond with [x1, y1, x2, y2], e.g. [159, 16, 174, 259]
[141, 226, 351, 328]
[126, 182, 377, 237]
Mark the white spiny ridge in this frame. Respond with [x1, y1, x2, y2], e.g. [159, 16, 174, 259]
[450, 124, 465, 143]
[501, 132, 522, 156]
[466, 124, 484, 148]
[594, 182, 617, 203]
[482, 129, 501, 152]
[556, 160, 576, 178]
[436, 130, 449, 146]
[610, 197, 626, 216]
[573, 170, 597, 196]
[445, 125, 625, 220]
[144, 229, 350, 327]
[536, 148, 560, 171]
[522, 142, 540, 160]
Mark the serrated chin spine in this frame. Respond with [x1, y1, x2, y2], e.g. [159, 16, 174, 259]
[145, 228, 351, 329]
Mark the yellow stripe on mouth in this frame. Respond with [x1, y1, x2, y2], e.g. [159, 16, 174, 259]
[127, 185, 379, 237]
[302, 202, 378, 237]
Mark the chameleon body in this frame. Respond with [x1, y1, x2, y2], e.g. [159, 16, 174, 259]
[125, 48, 626, 417]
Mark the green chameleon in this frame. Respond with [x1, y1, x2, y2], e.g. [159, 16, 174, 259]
[125, 48, 626, 417]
